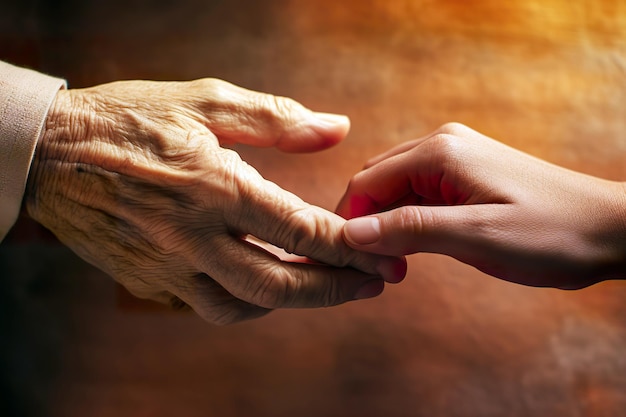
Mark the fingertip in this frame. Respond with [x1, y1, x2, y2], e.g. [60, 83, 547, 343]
[312, 112, 350, 140]
[377, 256, 408, 283]
[279, 112, 350, 153]
[354, 279, 385, 300]
[343, 216, 381, 246]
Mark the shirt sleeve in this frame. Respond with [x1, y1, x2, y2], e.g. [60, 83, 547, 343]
[0, 61, 67, 242]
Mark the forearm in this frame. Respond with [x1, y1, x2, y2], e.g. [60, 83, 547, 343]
[597, 180, 626, 281]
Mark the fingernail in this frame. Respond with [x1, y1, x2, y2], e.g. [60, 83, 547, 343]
[344, 217, 380, 245]
[354, 279, 384, 300]
[377, 257, 407, 283]
[313, 112, 350, 128]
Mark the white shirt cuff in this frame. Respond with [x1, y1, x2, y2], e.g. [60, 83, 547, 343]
[0, 61, 67, 242]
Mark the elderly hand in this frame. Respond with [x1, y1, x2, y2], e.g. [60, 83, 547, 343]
[25, 78, 406, 324]
[338, 123, 626, 289]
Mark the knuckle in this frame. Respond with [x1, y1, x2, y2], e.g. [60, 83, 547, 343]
[423, 133, 468, 165]
[255, 93, 303, 126]
[272, 207, 363, 271]
[276, 208, 319, 257]
[281, 208, 352, 267]
[223, 151, 263, 206]
[271, 94, 301, 118]
[438, 122, 471, 136]
[246, 266, 345, 309]
[248, 267, 295, 308]
[397, 206, 427, 236]
[191, 77, 230, 93]
[349, 170, 367, 190]
[187, 78, 239, 116]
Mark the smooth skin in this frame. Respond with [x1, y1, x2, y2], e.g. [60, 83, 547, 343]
[25, 78, 406, 325]
[338, 123, 626, 289]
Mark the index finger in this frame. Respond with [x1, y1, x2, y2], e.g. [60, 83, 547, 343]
[337, 147, 429, 219]
[193, 233, 390, 309]
[226, 160, 407, 283]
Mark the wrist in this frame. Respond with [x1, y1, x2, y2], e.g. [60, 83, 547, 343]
[594, 180, 626, 281]
[24, 90, 75, 222]
[614, 181, 626, 269]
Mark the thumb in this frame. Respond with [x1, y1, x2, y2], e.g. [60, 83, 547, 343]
[343, 205, 502, 258]
[196, 79, 350, 152]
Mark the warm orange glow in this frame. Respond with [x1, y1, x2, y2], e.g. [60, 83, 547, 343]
[2, 0, 625, 416]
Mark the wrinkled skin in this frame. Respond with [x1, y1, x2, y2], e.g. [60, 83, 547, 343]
[339, 123, 626, 289]
[25, 78, 406, 325]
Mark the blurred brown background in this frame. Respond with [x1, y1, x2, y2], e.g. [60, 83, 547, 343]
[2, 1, 626, 416]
